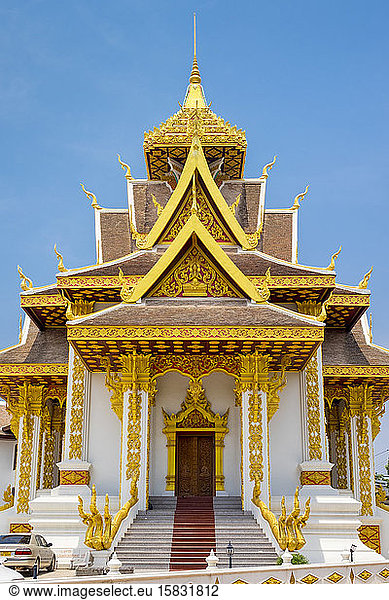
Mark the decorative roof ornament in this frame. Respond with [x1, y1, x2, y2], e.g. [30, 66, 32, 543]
[118, 267, 134, 303]
[17, 265, 33, 291]
[257, 267, 272, 303]
[358, 266, 373, 289]
[80, 183, 102, 210]
[327, 246, 342, 270]
[261, 155, 277, 179]
[54, 244, 68, 273]
[152, 194, 163, 216]
[369, 313, 373, 344]
[230, 194, 241, 215]
[317, 294, 333, 322]
[117, 154, 133, 180]
[291, 185, 309, 210]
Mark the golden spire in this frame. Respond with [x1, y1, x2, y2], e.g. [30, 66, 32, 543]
[189, 13, 201, 84]
[183, 14, 207, 109]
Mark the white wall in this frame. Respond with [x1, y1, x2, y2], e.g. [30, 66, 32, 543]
[0, 438, 16, 492]
[87, 374, 121, 496]
[149, 371, 240, 497]
[269, 372, 302, 496]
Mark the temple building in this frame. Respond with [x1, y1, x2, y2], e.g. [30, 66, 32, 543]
[1, 27, 389, 572]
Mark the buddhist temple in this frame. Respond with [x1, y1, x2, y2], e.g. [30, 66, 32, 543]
[1, 18, 389, 573]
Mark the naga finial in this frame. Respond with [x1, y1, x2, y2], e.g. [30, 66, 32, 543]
[317, 293, 332, 322]
[327, 245, 342, 270]
[291, 185, 309, 210]
[253, 483, 310, 552]
[261, 155, 277, 179]
[78, 479, 139, 550]
[118, 267, 134, 303]
[17, 265, 33, 291]
[257, 267, 272, 303]
[152, 194, 163, 216]
[117, 154, 133, 180]
[358, 266, 373, 289]
[230, 194, 241, 216]
[54, 244, 68, 272]
[80, 183, 102, 210]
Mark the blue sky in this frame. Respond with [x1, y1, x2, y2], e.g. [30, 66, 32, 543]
[0, 1, 389, 465]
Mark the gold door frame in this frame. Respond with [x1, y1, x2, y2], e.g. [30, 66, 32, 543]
[162, 379, 229, 493]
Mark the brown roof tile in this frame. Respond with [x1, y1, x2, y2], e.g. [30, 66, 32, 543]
[69, 299, 321, 329]
[323, 321, 389, 366]
[0, 321, 68, 365]
[100, 212, 131, 262]
[261, 212, 293, 262]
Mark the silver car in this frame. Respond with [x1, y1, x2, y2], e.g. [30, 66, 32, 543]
[0, 533, 56, 576]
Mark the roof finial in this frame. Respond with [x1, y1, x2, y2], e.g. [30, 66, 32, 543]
[189, 13, 201, 84]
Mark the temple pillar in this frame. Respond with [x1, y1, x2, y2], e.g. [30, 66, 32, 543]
[14, 384, 45, 514]
[348, 384, 376, 516]
[56, 347, 91, 494]
[239, 353, 270, 511]
[106, 352, 153, 510]
[299, 348, 333, 487]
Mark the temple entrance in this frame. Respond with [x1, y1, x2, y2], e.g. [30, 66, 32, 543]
[176, 434, 215, 497]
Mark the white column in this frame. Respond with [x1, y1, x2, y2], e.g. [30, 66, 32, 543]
[299, 348, 333, 487]
[56, 346, 91, 495]
[242, 388, 269, 510]
[14, 414, 41, 514]
[138, 389, 149, 511]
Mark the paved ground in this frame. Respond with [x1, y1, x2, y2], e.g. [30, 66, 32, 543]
[24, 569, 76, 580]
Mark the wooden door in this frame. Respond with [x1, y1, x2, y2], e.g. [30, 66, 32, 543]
[176, 435, 214, 497]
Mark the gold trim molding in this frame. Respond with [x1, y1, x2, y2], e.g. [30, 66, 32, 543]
[68, 325, 324, 342]
[323, 366, 389, 378]
[0, 364, 68, 377]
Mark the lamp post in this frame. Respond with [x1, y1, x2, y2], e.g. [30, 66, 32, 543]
[227, 541, 234, 569]
[350, 544, 357, 562]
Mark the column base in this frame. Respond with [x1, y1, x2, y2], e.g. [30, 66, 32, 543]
[55, 461, 91, 495]
[299, 460, 334, 487]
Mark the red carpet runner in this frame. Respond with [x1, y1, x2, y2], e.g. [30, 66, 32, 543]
[169, 497, 216, 571]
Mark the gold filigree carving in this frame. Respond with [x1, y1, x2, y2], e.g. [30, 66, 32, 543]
[0, 484, 14, 512]
[152, 242, 241, 298]
[17, 265, 33, 291]
[68, 354, 85, 460]
[253, 486, 310, 551]
[78, 479, 138, 550]
[376, 485, 389, 512]
[305, 354, 323, 460]
[296, 301, 321, 317]
[162, 185, 234, 244]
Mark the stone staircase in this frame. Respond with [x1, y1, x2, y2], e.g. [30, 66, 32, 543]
[115, 497, 176, 572]
[114, 496, 278, 572]
[213, 496, 278, 568]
